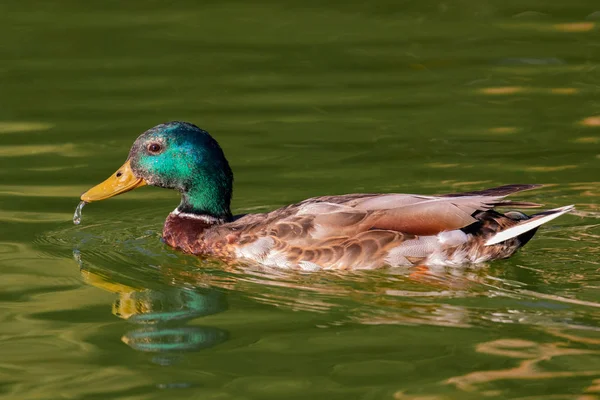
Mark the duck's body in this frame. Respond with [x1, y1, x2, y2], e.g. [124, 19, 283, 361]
[161, 186, 571, 270]
[80, 122, 573, 270]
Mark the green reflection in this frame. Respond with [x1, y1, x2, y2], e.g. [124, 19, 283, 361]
[77, 252, 228, 354]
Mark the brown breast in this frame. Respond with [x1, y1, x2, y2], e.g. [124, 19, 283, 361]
[162, 213, 240, 259]
[162, 213, 214, 255]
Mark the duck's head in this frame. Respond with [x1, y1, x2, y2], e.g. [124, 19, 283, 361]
[81, 121, 233, 220]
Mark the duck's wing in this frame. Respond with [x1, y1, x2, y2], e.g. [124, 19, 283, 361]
[308, 195, 530, 237]
[303, 184, 541, 236]
[232, 185, 542, 242]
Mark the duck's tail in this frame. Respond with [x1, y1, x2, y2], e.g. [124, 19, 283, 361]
[484, 205, 574, 246]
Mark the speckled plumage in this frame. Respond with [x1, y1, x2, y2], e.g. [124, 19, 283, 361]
[162, 184, 569, 270]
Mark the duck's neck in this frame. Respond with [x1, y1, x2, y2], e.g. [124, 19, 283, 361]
[170, 208, 228, 224]
[176, 179, 233, 222]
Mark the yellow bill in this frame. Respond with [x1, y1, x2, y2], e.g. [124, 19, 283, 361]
[81, 159, 146, 202]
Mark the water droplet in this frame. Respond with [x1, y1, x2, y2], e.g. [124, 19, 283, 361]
[73, 201, 86, 225]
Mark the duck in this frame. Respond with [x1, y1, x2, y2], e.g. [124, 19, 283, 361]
[80, 121, 574, 270]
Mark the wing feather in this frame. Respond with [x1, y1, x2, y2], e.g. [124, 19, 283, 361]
[229, 184, 544, 246]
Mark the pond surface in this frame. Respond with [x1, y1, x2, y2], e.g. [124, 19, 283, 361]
[2, 1, 600, 399]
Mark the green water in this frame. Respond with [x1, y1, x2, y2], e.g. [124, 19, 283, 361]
[2, 1, 600, 399]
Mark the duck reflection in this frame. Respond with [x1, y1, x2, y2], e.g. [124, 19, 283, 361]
[74, 250, 228, 355]
[115, 288, 228, 354]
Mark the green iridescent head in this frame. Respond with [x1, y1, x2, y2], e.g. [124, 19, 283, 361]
[81, 121, 233, 220]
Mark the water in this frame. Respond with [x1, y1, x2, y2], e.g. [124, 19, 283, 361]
[2, 1, 600, 399]
[73, 201, 86, 225]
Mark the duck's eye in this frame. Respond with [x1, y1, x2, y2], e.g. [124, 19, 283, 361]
[148, 143, 162, 154]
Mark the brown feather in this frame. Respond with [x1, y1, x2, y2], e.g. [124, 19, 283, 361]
[364, 196, 500, 235]
[439, 184, 542, 197]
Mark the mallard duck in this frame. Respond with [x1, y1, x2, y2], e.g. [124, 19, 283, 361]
[80, 121, 573, 270]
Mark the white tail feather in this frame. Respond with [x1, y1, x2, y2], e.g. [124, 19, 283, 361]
[485, 205, 574, 246]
